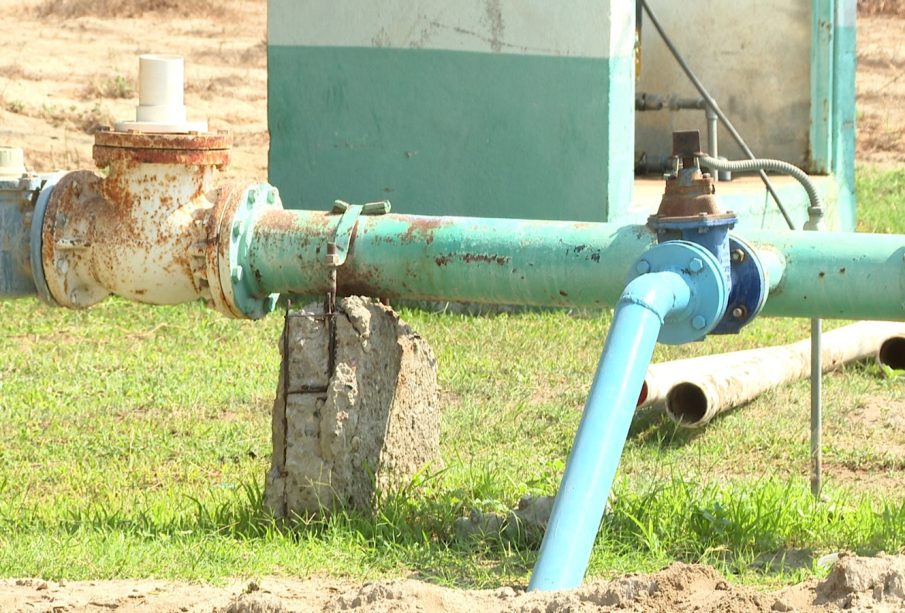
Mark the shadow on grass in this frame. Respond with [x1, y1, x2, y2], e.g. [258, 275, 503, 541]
[628, 405, 705, 449]
[26, 471, 905, 588]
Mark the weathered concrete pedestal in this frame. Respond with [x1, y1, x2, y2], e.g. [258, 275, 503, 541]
[265, 296, 440, 517]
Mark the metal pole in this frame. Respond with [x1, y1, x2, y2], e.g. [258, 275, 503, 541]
[811, 319, 823, 497]
[705, 105, 718, 179]
[638, 0, 796, 230]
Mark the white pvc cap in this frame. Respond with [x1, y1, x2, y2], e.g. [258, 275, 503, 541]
[0, 147, 26, 177]
[115, 54, 207, 133]
[136, 54, 187, 124]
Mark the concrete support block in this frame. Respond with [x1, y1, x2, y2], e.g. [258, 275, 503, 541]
[266, 296, 440, 517]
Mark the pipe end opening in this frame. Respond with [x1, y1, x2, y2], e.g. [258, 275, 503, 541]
[879, 336, 905, 372]
[666, 382, 708, 426]
[637, 381, 649, 408]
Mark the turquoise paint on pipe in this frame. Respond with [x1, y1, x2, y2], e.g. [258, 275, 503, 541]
[245, 210, 658, 309]
[528, 269, 696, 590]
[745, 229, 904, 320]
[241, 210, 905, 322]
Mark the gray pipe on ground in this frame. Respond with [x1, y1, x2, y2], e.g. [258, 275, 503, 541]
[638, 322, 905, 428]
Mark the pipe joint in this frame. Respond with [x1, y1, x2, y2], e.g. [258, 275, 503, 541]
[208, 182, 282, 319]
[0, 149, 55, 298]
[626, 241, 728, 345]
[33, 128, 284, 315]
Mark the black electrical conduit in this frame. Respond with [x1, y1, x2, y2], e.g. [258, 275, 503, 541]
[638, 0, 797, 231]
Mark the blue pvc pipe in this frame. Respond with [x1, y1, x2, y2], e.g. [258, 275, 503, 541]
[528, 271, 692, 591]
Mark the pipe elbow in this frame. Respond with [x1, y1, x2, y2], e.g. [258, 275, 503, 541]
[618, 271, 692, 324]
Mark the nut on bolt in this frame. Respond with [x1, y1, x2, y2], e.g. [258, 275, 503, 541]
[730, 249, 746, 263]
[691, 315, 707, 330]
[635, 259, 651, 274]
[688, 258, 704, 273]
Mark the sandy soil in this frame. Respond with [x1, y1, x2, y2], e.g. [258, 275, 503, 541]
[7, 554, 905, 612]
[857, 16, 905, 168]
[2, 1, 904, 611]
[0, 0, 268, 182]
[0, 2, 901, 178]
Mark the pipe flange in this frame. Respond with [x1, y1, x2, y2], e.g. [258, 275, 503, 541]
[626, 241, 727, 345]
[711, 235, 767, 334]
[39, 171, 111, 308]
[93, 130, 232, 168]
[206, 181, 281, 319]
[29, 172, 65, 305]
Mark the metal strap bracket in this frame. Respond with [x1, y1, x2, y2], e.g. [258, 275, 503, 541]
[327, 199, 391, 267]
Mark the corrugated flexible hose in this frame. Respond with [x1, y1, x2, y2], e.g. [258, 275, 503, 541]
[697, 155, 824, 230]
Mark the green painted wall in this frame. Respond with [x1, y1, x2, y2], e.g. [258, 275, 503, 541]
[266, 1, 855, 231]
[268, 46, 629, 221]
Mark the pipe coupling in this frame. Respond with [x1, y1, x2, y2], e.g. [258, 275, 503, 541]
[626, 241, 728, 344]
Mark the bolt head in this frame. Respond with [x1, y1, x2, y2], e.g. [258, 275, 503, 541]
[730, 249, 746, 263]
[731, 306, 747, 319]
[266, 189, 277, 204]
[635, 259, 651, 274]
[688, 257, 705, 273]
[692, 315, 707, 330]
[231, 265, 244, 284]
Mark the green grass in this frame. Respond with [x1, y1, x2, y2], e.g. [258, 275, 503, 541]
[856, 167, 905, 233]
[0, 169, 904, 587]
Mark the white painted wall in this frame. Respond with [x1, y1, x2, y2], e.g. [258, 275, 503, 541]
[268, 0, 634, 58]
[636, 1, 812, 165]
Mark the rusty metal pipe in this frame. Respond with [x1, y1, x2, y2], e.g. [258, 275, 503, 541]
[640, 322, 905, 427]
[35, 130, 248, 311]
[243, 209, 658, 310]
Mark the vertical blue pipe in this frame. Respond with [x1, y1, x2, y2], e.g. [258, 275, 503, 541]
[528, 271, 692, 590]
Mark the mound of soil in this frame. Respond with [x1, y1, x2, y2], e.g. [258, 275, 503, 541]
[6, 554, 905, 612]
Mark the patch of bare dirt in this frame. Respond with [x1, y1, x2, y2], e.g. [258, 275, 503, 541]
[859, 0, 905, 16]
[0, 0, 267, 182]
[856, 15, 905, 168]
[9, 555, 905, 612]
[34, 0, 240, 19]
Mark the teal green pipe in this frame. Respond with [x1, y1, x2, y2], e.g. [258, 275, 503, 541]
[745, 230, 905, 320]
[528, 270, 692, 590]
[243, 210, 905, 321]
[246, 210, 657, 308]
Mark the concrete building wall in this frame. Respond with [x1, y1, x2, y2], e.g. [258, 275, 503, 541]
[268, 0, 632, 58]
[267, 0, 635, 221]
[636, 1, 812, 167]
